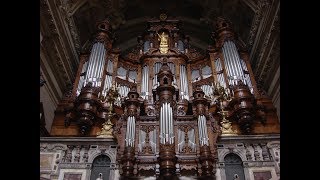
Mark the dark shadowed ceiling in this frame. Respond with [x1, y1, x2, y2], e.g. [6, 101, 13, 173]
[73, 0, 255, 52]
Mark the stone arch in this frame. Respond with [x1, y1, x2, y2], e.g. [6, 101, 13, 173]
[90, 154, 112, 180]
[88, 149, 116, 164]
[224, 153, 245, 180]
[219, 148, 247, 162]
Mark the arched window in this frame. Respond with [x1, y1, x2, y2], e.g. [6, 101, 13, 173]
[90, 155, 111, 180]
[224, 153, 245, 180]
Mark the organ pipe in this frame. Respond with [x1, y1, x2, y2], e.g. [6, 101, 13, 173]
[84, 42, 106, 87]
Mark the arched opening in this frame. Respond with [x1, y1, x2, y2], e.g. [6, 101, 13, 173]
[90, 155, 111, 180]
[224, 153, 245, 180]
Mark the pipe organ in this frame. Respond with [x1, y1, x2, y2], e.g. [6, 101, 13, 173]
[54, 16, 279, 179]
[84, 42, 106, 87]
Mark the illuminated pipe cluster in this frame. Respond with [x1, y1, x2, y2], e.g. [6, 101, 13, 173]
[240, 59, 254, 94]
[119, 85, 130, 98]
[201, 84, 214, 97]
[222, 41, 244, 86]
[198, 115, 209, 146]
[179, 65, 189, 100]
[168, 62, 176, 84]
[125, 116, 136, 147]
[153, 62, 162, 88]
[215, 58, 227, 88]
[141, 65, 149, 99]
[76, 61, 88, 96]
[160, 102, 174, 144]
[84, 42, 106, 87]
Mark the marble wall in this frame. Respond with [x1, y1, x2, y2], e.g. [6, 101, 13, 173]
[41, 135, 279, 180]
[215, 134, 280, 180]
[40, 137, 118, 180]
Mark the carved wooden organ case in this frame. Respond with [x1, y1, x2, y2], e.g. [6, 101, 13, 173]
[58, 16, 274, 179]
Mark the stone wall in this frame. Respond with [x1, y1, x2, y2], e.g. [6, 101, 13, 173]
[216, 134, 280, 180]
[40, 137, 119, 180]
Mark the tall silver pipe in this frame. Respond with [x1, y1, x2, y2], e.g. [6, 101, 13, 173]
[227, 41, 238, 79]
[228, 41, 238, 78]
[201, 116, 205, 145]
[98, 48, 105, 80]
[141, 67, 144, 95]
[231, 41, 244, 79]
[203, 116, 208, 145]
[85, 44, 95, 81]
[168, 104, 171, 144]
[163, 106, 165, 140]
[146, 66, 149, 96]
[182, 65, 186, 97]
[129, 117, 132, 146]
[143, 66, 147, 94]
[145, 66, 147, 95]
[201, 116, 204, 146]
[91, 43, 99, 81]
[179, 66, 182, 95]
[86, 43, 97, 81]
[97, 43, 104, 79]
[142, 67, 145, 96]
[143, 66, 146, 97]
[164, 103, 167, 141]
[93, 43, 101, 80]
[166, 103, 169, 142]
[90, 43, 99, 84]
[161, 105, 164, 144]
[130, 117, 133, 146]
[95, 45, 103, 86]
[222, 45, 230, 77]
[184, 66, 189, 99]
[126, 117, 130, 146]
[144, 66, 146, 95]
[160, 107, 163, 143]
[224, 43, 234, 84]
[198, 116, 202, 146]
[229, 41, 241, 80]
[132, 116, 136, 146]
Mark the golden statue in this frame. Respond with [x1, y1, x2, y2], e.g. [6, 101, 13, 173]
[219, 110, 237, 135]
[97, 83, 119, 138]
[97, 118, 114, 138]
[157, 32, 169, 54]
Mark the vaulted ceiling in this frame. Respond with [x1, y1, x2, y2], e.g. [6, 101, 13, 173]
[40, 0, 280, 130]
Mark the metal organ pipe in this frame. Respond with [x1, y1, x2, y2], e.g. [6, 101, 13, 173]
[182, 66, 186, 97]
[231, 42, 244, 79]
[202, 116, 206, 145]
[93, 43, 100, 81]
[198, 116, 202, 146]
[169, 103, 173, 144]
[162, 105, 164, 144]
[231, 42, 242, 79]
[222, 45, 230, 80]
[85, 44, 95, 83]
[224, 42, 235, 85]
[132, 116, 135, 147]
[126, 117, 130, 147]
[91, 43, 99, 85]
[227, 42, 237, 85]
[146, 66, 149, 97]
[160, 106, 163, 144]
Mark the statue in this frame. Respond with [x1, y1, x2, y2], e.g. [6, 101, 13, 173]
[96, 173, 103, 180]
[97, 83, 119, 138]
[157, 32, 169, 54]
[219, 110, 237, 135]
[97, 118, 114, 138]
